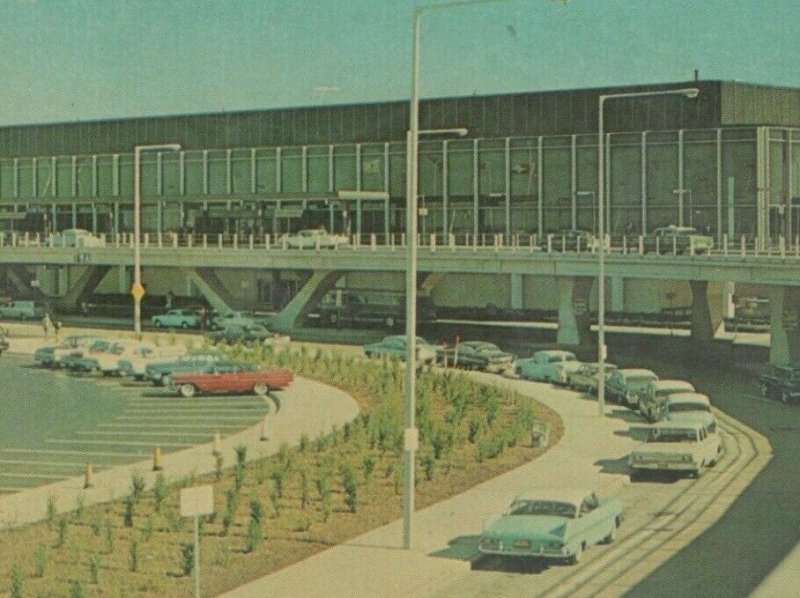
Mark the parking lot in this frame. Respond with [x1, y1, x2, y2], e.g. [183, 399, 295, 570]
[0, 354, 270, 493]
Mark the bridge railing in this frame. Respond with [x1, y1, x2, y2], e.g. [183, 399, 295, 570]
[4, 230, 800, 259]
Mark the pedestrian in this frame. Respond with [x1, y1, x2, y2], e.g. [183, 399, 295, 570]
[199, 305, 208, 332]
[53, 319, 62, 341]
[165, 290, 174, 310]
[42, 313, 52, 339]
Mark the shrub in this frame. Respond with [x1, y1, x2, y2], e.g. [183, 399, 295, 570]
[70, 580, 85, 598]
[130, 472, 146, 501]
[180, 543, 195, 576]
[103, 519, 114, 553]
[56, 515, 69, 547]
[362, 455, 376, 480]
[89, 516, 102, 537]
[235, 444, 248, 466]
[123, 496, 135, 528]
[299, 433, 310, 452]
[46, 495, 57, 530]
[294, 515, 312, 532]
[300, 470, 310, 510]
[215, 453, 224, 481]
[74, 493, 86, 522]
[222, 488, 238, 536]
[245, 519, 263, 553]
[129, 538, 139, 572]
[9, 563, 23, 598]
[421, 454, 436, 481]
[468, 418, 484, 444]
[142, 514, 155, 540]
[234, 463, 246, 492]
[153, 472, 168, 513]
[34, 545, 48, 577]
[270, 483, 283, 517]
[89, 553, 101, 584]
[249, 497, 264, 526]
[341, 464, 359, 514]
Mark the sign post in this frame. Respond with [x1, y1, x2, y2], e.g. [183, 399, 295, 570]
[180, 485, 214, 598]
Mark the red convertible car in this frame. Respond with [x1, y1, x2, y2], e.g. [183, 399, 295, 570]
[167, 363, 294, 398]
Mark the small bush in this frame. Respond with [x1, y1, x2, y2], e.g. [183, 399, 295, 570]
[341, 464, 359, 514]
[34, 545, 48, 577]
[249, 497, 264, 526]
[46, 495, 58, 530]
[129, 538, 139, 572]
[74, 493, 86, 522]
[363, 455, 376, 480]
[300, 470, 310, 510]
[180, 543, 195, 576]
[298, 433, 310, 452]
[235, 444, 248, 466]
[153, 472, 168, 513]
[421, 454, 436, 481]
[130, 472, 146, 501]
[142, 514, 155, 541]
[70, 580, 85, 598]
[89, 517, 102, 537]
[89, 553, 101, 584]
[56, 515, 69, 547]
[245, 519, 263, 553]
[123, 496, 135, 528]
[9, 563, 23, 598]
[215, 453, 224, 481]
[103, 519, 114, 553]
[293, 515, 312, 532]
[234, 463, 246, 491]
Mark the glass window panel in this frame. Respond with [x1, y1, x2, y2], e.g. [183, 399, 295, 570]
[420, 141, 444, 198]
[255, 148, 277, 193]
[646, 142, 678, 208]
[0, 159, 15, 198]
[76, 157, 93, 198]
[307, 146, 330, 193]
[389, 143, 406, 198]
[36, 158, 53, 198]
[230, 149, 251, 194]
[18, 159, 34, 199]
[447, 140, 472, 198]
[162, 154, 181, 195]
[184, 151, 204, 195]
[333, 145, 356, 191]
[97, 156, 115, 197]
[281, 147, 303, 193]
[361, 144, 385, 192]
[207, 150, 227, 195]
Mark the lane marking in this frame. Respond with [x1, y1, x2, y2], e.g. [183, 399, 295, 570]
[0, 459, 97, 468]
[97, 422, 241, 430]
[114, 415, 260, 422]
[0, 472, 69, 479]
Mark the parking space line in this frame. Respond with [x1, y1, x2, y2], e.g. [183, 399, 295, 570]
[97, 422, 241, 430]
[0, 459, 93, 467]
[1, 448, 150, 458]
[76, 430, 213, 438]
[0, 472, 70, 479]
[44, 439, 192, 447]
[114, 415, 260, 421]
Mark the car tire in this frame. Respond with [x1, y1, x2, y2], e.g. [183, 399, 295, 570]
[603, 519, 620, 544]
[154, 320, 163, 328]
[569, 543, 583, 565]
[253, 383, 269, 396]
[157, 373, 170, 387]
[179, 383, 197, 398]
[385, 316, 396, 329]
[758, 382, 769, 398]
[181, 321, 189, 329]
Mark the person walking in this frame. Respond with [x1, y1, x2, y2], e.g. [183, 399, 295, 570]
[42, 313, 52, 339]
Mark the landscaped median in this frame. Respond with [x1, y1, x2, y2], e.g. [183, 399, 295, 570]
[0, 343, 562, 597]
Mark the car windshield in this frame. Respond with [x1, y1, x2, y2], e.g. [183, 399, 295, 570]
[628, 376, 656, 385]
[670, 403, 709, 412]
[507, 500, 577, 518]
[646, 428, 698, 442]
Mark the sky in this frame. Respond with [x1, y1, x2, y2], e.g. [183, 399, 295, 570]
[0, 0, 797, 126]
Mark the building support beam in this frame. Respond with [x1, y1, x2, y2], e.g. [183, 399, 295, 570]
[184, 268, 239, 315]
[769, 286, 800, 366]
[52, 266, 111, 311]
[689, 280, 725, 342]
[271, 270, 342, 333]
[556, 276, 594, 346]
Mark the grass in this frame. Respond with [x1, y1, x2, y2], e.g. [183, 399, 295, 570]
[0, 343, 562, 596]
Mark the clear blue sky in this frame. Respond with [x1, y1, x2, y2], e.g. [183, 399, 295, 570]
[0, 0, 796, 126]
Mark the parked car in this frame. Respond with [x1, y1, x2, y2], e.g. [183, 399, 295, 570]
[663, 392, 717, 430]
[317, 289, 436, 329]
[144, 351, 227, 385]
[514, 350, 581, 384]
[34, 335, 105, 368]
[151, 309, 200, 329]
[280, 228, 349, 249]
[443, 341, 516, 373]
[206, 323, 274, 345]
[566, 362, 618, 394]
[72, 340, 146, 376]
[540, 229, 598, 252]
[52, 228, 106, 248]
[757, 364, 800, 404]
[0, 300, 46, 320]
[211, 311, 259, 330]
[638, 379, 696, 422]
[628, 420, 721, 479]
[604, 368, 659, 408]
[167, 363, 294, 398]
[642, 225, 714, 255]
[362, 335, 438, 364]
[117, 344, 187, 380]
[478, 489, 624, 565]
[61, 339, 113, 372]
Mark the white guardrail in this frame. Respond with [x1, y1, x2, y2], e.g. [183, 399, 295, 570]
[2, 231, 800, 259]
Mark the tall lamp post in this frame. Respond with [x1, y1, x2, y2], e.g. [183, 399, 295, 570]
[596, 88, 698, 416]
[405, 0, 524, 550]
[133, 143, 181, 335]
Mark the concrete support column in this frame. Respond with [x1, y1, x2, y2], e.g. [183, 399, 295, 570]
[57, 267, 70, 296]
[610, 276, 624, 313]
[271, 271, 342, 333]
[556, 276, 593, 346]
[690, 280, 725, 341]
[510, 273, 524, 310]
[724, 282, 736, 319]
[769, 286, 800, 366]
[117, 265, 128, 294]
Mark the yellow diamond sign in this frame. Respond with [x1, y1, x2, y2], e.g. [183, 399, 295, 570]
[131, 282, 146, 301]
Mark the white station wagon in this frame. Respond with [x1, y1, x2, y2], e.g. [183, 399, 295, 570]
[515, 350, 581, 384]
[628, 420, 721, 479]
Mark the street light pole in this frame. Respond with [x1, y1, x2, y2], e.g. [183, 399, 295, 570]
[133, 143, 181, 335]
[597, 88, 698, 416]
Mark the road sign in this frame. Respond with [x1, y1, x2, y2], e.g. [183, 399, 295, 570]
[180, 485, 214, 517]
[131, 282, 146, 301]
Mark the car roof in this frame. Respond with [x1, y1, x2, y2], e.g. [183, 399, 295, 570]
[651, 420, 705, 431]
[534, 349, 575, 357]
[666, 392, 710, 405]
[650, 379, 694, 389]
[617, 368, 657, 377]
[512, 488, 591, 506]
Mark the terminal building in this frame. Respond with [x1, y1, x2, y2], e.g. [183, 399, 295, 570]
[2, 79, 800, 327]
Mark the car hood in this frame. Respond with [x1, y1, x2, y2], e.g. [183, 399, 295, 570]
[484, 515, 567, 539]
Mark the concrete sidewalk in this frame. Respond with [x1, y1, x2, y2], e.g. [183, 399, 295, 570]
[0, 323, 360, 528]
[224, 374, 642, 598]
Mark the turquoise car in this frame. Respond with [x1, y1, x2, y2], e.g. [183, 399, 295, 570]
[478, 489, 623, 565]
